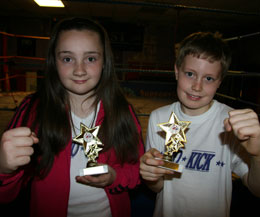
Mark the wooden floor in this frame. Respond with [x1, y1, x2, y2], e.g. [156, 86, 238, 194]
[0, 92, 173, 140]
[0, 92, 31, 135]
[127, 96, 173, 140]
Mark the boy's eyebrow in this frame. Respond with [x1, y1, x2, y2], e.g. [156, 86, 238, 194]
[182, 67, 196, 72]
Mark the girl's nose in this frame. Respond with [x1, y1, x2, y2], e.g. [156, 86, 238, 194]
[73, 61, 87, 76]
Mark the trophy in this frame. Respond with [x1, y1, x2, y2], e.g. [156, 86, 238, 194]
[73, 123, 108, 176]
[156, 112, 191, 173]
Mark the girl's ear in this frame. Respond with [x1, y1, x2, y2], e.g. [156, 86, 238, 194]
[174, 64, 179, 80]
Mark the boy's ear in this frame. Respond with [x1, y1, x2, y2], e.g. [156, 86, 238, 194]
[216, 79, 222, 89]
[174, 64, 179, 80]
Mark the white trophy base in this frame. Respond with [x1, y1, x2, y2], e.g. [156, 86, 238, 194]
[155, 158, 183, 173]
[79, 165, 108, 176]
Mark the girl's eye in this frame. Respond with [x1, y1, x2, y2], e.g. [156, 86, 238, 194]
[87, 57, 96, 62]
[185, 71, 193, 77]
[63, 57, 72, 63]
[205, 76, 214, 82]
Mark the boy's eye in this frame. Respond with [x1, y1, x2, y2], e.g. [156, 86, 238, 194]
[185, 71, 193, 77]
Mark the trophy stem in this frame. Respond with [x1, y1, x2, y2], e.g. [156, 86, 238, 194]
[163, 154, 172, 161]
[87, 161, 98, 167]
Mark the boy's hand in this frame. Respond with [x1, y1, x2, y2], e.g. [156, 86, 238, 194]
[0, 127, 39, 174]
[76, 165, 116, 188]
[224, 109, 260, 158]
[140, 148, 174, 181]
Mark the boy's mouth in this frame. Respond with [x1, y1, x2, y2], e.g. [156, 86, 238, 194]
[187, 93, 202, 100]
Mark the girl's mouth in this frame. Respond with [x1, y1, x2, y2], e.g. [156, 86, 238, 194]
[73, 80, 87, 84]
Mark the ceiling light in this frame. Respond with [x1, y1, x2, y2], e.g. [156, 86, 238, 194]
[34, 0, 65, 7]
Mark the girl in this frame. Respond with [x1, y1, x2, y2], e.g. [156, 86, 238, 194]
[0, 17, 144, 217]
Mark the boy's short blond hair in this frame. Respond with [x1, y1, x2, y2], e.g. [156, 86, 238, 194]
[175, 32, 231, 79]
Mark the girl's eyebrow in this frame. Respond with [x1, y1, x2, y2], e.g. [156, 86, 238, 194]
[57, 51, 72, 54]
[56, 51, 101, 55]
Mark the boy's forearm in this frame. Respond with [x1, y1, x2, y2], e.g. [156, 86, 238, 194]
[144, 177, 164, 193]
[247, 156, 260, 197]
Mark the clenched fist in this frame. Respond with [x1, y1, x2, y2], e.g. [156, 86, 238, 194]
[224, 109, 260, 158]
[0, 127, 39, 174]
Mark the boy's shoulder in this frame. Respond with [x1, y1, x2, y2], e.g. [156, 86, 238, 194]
[213, 100, 233, 115]
[150, 101, 177, 121]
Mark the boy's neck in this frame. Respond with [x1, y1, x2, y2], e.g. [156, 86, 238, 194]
[180, 100, 214, 116]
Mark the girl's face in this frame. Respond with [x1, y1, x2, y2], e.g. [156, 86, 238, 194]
[175, 54, 222, 116]
[55, 29, 103, 101]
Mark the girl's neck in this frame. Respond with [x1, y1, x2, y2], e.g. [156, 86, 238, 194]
[69, 94, 97, 119]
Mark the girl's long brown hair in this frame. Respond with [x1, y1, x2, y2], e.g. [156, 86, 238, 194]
[21, 17, 140, 178]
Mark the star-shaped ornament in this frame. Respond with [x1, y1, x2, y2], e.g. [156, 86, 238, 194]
[165, 139, 182, 156]
[73, 122, 103, 157]
[87, 143, 103, 163]
[158, 112, 191, 154]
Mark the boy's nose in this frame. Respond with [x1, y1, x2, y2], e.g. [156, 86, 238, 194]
[192, 79, 203, 91]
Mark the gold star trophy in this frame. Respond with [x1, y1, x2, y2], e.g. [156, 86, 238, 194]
[157, 112, 191, 173]
[73, 123, 108, 176]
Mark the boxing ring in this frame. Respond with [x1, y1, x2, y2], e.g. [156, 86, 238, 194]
[1, 2, 260, 217]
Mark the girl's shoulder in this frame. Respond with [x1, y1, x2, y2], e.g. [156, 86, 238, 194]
[7, 93, 40, 129]
[18, 92, 40, 108]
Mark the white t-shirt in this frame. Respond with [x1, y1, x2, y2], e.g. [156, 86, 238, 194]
[67, 103, 112, 217]
[146, 100, 249, 217]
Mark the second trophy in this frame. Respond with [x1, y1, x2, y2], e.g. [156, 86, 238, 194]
[157, 112, 191, 173]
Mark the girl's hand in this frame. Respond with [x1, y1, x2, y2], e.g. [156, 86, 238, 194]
[76, 165, 116, 188]
[0, 127, 39, 174]
[140, 148, 174, 182]
[224, 109, 260, 158]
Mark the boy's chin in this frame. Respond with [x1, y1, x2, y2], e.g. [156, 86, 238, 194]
[180, 101, 213, 116]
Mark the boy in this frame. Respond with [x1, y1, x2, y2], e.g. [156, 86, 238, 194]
[140, 32, 260, 217]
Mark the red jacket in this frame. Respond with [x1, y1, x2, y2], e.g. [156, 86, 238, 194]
[0, 95, 144, 217]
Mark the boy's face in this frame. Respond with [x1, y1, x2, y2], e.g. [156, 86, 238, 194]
[175, 54, 222, 116]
